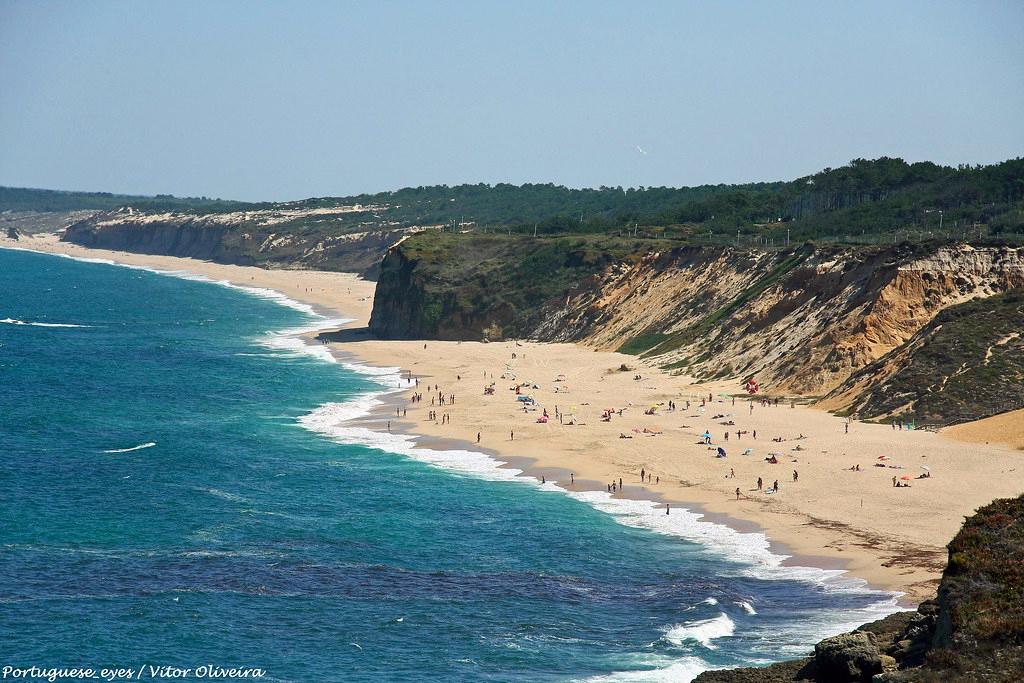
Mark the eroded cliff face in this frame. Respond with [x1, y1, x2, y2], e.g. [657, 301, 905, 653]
[370, 239, 1024, 416]
[61, 207, 419, 278]
[539, 244, 1024, 398]
[822, 287, 1024, 423]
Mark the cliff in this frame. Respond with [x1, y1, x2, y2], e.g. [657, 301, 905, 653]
[823, 288, 1024, 425]
[693, 495, 1024, 683]
[60, 207, 419, 278]
[369, 235, 1024, 422]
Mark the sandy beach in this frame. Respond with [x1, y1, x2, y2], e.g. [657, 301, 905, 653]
[6, 232, 1023, 605]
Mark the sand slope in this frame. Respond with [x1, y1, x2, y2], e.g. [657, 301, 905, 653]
[944, 409, 1024, 451]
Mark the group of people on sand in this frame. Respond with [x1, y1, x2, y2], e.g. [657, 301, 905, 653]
[607, 470, 660, 495]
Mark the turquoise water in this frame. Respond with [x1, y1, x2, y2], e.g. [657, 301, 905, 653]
[0, 248, 897, 682]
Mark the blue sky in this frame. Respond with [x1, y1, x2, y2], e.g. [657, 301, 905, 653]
[1, 0, 1022, 201]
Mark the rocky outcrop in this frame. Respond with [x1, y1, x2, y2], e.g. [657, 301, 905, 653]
[814, 631, 891, 681]
[695, 496, 1024, 683]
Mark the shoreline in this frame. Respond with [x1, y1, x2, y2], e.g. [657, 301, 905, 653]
[6, 233, 1022, 608]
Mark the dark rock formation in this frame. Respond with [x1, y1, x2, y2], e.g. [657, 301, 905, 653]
[813, 631, 887, 681]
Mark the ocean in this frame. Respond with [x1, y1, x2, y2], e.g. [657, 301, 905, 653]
[0, 248, 898, 682]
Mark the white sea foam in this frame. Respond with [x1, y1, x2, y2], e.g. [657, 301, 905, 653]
[663, 613, 736, 649]
[103, 441, 156, 454]
[298, 360, 904, 682]
[195, 487, 249, 503]
[581, 657, 714, 682]
[260, 317, 352, 364]
[735, 600, 757, 615]
[1, 317, 90, 328]
[300, 364, 904, 602]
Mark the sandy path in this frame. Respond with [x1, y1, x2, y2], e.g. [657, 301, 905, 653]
[7, 233, 1022, 604]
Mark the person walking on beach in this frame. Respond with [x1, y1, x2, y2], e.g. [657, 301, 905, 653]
[477, 432, 481, 443]
[773, 479, 779, 491]
[792, 469, 798, 482]
[619, 477, 623, 490]
[387, 421, 391, 433]
[736, 487, 741, 500]
[641, 468, 645, 482]
[570, 473, 574, 485]
[665, 504, 670, 515]
[510, 430, 514, 441]
[757, 476, 763, 490]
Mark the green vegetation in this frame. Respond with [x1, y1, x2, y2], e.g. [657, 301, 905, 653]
[943, 496, 1024, 645]
[924, 496, 1024, 680]
[370, 233, 670, 339]
[7, 156, 1023, 247]
[0, 186, 249, 213]
[617, 331, 671, 355]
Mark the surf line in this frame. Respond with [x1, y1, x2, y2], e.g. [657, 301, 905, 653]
[103, 442, 157, 454]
